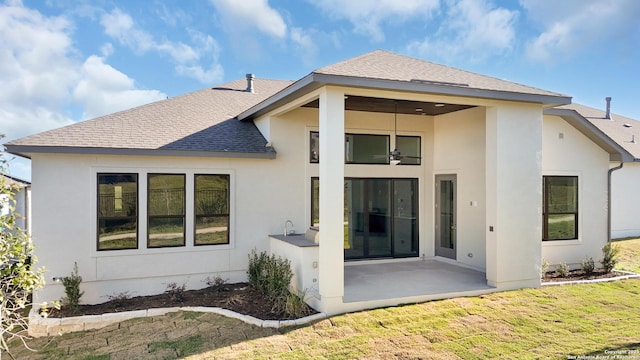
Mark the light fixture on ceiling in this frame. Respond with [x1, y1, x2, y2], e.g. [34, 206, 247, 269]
[434, 103, 446, 107]
[415, 108, 423, 112]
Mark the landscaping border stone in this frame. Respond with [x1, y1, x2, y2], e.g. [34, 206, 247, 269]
[28, 306, 328, 337]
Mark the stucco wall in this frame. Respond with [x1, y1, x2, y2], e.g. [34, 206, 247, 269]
[542, 115, 610, 267]
[433, 107, 486, 270]
[611, 162, 640, 239]
[30, 153, 304, 305]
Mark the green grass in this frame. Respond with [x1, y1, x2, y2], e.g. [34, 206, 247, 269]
[9, 239, 640, 359]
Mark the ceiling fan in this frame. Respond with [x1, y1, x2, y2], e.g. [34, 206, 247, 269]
[376, 101, 422, 165]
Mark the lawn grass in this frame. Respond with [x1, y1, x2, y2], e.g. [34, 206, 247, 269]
[8, 239, 640, 359]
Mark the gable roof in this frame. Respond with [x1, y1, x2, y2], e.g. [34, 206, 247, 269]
[553, 103, 640, 161]
[6, 78, 292, 159]
[239, 50, 571, 121]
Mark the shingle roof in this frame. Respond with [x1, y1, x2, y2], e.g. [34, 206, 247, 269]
[315, 50, 565, 98]
[559, 103, 640, 160]
[6, 78, 292, 157]
[1, 173, 31, 187]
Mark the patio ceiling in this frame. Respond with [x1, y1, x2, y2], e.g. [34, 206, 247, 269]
[302, 95, 476, 116]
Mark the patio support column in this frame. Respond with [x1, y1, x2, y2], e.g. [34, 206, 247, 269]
[485, 104, 542, 290]
[317, 86, 345, 311]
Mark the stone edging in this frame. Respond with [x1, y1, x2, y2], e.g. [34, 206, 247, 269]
[541, 270, 640, 287]
[28, 306, 328, 338]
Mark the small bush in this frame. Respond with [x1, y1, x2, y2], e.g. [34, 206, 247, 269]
[556, 262, 569, 278]
[165, 282, 186, 302]
[205, 275, 228, 290]
[247, 249, 292, 299]
[105, 291, 132, 308]
[580, 257, 595, 275]
[272, 289, 311, 318]
[541, 259, 550, 278]
[61, 262, 84, 313]
[601, 242, 620, 273]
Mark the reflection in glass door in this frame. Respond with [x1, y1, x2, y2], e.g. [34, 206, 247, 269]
[435, 175, 456, 259]
[343, 178, 418, 260]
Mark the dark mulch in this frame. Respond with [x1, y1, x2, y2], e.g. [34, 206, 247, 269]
[542, 269, 622, 282]
[47, 283, 317, 320]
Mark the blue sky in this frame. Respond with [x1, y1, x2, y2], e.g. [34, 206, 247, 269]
[2, 0, 639, 180]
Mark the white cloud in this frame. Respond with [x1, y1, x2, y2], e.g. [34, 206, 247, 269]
[210, 0, 287, 38]
[290, 27, 318, 65]
[73, 55, 167, 119]
[100, 7, 223, 83]
[522, 0, 640, 62]
[308, 0, 440, 42]
[407, 0, 517, 62]
[0, 2, 168, 144]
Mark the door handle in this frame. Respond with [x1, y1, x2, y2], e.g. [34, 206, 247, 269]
[451, 224, 456, 231]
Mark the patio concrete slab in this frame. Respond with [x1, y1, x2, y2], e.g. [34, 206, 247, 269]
[343, 259, 492, 303]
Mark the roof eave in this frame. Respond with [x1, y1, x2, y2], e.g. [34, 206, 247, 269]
[238, 73, 572, 121]
[4, 145, 277, 160]
[544, 108, 636, 162]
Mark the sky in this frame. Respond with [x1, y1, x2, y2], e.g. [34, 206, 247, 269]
[1, 0, 639, 180]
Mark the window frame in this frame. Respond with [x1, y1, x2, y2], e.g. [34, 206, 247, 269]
[147, 173, 186, 248]
[542, 175, 579, 241]
[194, 174, 230, 246]
[96, 173, 139, 251]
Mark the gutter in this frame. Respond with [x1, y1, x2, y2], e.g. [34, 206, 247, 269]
[608, 161, 624, 242]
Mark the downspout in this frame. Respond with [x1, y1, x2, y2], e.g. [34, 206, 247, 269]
[607, 161, 624, 242]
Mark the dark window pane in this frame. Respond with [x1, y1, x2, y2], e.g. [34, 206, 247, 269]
[195, 216, 229, 245]
[310, 132, 319, 163]
[148, 217, 185, 247]
[345, 134, 389, 164]
[97, 173, 137, 250]
[98, 218, 137, 250]
[543, 176, 578, 241]
[148, 174, 185, 216]
[195, 174, 230, 246]
[397, 136, 421, 165]
[311, 178, 320, 227]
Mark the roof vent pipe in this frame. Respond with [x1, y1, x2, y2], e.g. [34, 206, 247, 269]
[605, 97, 612, 119]
[246, 73, 255, 93]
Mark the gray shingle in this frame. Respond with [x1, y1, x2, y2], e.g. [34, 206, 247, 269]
[7, 78, 291, 153]
[559, 103, 640, 160]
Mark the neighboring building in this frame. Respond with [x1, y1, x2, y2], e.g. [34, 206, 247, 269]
[1, 173, 31, 235]
[5, 50, 635, 315]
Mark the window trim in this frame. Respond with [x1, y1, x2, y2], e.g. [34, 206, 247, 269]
[542, 175, 579, 241]
[194, 174, 230, 246]
[147, 173, 186, 248]
[97, 173, 139, 251]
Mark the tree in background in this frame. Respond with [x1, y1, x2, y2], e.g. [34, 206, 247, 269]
[1, 138, 48, 358]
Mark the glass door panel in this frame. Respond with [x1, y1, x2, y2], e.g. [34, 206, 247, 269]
[344, 179, 365, 258]
[393, 179, 418, 256]
[367, 179, 392, 257]
[435, 175, 456, 259]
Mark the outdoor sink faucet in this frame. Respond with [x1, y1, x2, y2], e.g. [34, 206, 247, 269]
[284, 220, 294, 236]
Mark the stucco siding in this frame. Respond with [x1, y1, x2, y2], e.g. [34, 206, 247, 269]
[611, 162, 640, 239]
[542, 115, 610, 267]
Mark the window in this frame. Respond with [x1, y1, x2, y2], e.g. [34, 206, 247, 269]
[148, 174, 185, 248]
[396, 136, 421, 165]
[345, 134, 389, 164]
[97, 173, 138, 250]
[195, 174, 230, 245]
[543, 176, 578, 241]
[310, 131, 319, 163]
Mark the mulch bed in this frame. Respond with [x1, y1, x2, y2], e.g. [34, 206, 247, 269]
[47, 283, 317, 320]
[542, 269, 622, 282]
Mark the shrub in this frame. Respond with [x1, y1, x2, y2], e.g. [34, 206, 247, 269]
[580, 257, 595, 275]
[61, 262, 84, 313]
[556, 262, 569, 278]
[165, 282, 186, 302]
[247, 249, 292, 299]
[105, 291, 132, 308]
[272, 289, 311, 319]
[205, 275, 227, 290]
[541, 259, 550, 278]
[601, 242, 620, 273]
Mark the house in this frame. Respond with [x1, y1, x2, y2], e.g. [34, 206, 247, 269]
[5, 50, 635, 315]
[1, 173, 31, 235]
[551, 102, 640, 239]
